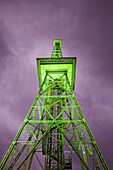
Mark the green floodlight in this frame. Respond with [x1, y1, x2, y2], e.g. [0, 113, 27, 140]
[36, 40, 76, 90]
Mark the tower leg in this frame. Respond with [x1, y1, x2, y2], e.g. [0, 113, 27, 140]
[0, 73, 109, 170]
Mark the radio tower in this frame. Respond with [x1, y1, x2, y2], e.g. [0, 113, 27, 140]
[0, 40, 109, 170]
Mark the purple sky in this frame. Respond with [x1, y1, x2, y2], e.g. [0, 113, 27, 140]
[0, 0, 113, 169]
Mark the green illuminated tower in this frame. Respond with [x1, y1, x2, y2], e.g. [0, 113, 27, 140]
[0, 40, 109, 170]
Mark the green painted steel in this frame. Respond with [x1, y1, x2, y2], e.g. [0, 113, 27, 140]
[0, 40, 109, 170]
[36, 57, 76, 90]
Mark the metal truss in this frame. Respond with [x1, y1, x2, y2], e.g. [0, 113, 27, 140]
[0, 72, 109, 170]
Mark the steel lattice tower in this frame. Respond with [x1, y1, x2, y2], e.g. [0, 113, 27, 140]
[0, 40, 109, 170]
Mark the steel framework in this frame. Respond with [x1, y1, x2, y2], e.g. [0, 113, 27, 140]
[0, 40, 109, 170]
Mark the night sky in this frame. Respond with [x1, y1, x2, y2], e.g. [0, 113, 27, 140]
[0, 0, 113, 169]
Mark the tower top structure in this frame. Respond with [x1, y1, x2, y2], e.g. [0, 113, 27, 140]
[36, 40, 76, 90]
[51, 39, 62, 58]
